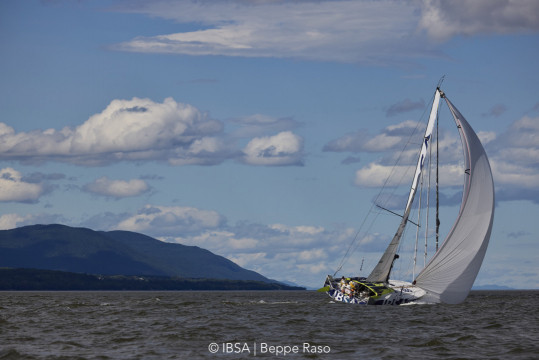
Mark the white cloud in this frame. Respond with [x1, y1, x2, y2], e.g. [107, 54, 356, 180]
[83, 177, 150, 198]
[159, 219, 364, 287]
[354, 162, 463, 188]
[0, 97, 305, 167]
[493, 116, 539, 165]
[242, 131, 304, 166]
[491, 161, 539, 190]
[270, 224, 324, 236]
[93, 206, 359, 287]
[342, 111, 539, 203]
[486, 115, 539, 201]
[116, 204, 226, 235]
[297, 248, 325, 262]
[167, 136, 238, 166]
[0, 213, 30, 230]
[355, 163, 408, 188]
[0, 168, 45, 203]
[227, 252, 267, 269]
[0, 97, 224, 166]
[111, 0, 539, 63]
[112, 0, 427, 64]
[477, 131, 496, 145]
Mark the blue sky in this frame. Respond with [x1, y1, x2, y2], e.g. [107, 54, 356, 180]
[1, 0, 538, 289]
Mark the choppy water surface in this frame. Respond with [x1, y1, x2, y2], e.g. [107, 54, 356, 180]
[0, 290, 538, 359]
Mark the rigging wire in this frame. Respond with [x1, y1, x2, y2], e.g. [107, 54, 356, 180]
[332, 90, 438, 278]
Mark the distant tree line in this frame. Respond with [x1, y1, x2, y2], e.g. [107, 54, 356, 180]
[0, 268, 305, 291]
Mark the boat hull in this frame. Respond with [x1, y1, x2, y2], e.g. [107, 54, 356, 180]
[324, 275, 426, 306]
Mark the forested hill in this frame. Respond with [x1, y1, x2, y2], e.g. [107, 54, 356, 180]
[0, 224, 278, 284]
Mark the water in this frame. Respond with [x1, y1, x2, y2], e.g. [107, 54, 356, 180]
[0, 290, 537, 359]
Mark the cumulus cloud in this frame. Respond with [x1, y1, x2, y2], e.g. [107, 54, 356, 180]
[115, 204, 226, 235]
[0, 97, 304, 167]
[110, 0, 539, 64]
[242, 131, 304, 166]
[0, 168, 45, 203]
[0, 97, 225, 166]
[83, 177, 150, 199]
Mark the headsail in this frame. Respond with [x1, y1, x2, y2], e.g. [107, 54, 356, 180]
[367, 89, 441, 283]
[415, 93, 495, 304]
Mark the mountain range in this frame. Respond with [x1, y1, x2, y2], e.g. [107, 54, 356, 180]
[0, 224, 273, 283]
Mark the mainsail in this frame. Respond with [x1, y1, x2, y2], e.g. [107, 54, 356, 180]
[415, 94, 495, 304]
[366, 90, 441, 283]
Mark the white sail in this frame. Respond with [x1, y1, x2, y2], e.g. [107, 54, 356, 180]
[415, 94, 495, 304]
[367, 90, 441, 283]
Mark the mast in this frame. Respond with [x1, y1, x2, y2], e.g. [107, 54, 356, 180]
[367, 88, 441, 283]
[412, 173, 423, 280]
[425, 116, 434, 266]
[436, 107, 440, 252]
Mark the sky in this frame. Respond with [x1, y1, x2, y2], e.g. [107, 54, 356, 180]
[1, 0, 538, 289]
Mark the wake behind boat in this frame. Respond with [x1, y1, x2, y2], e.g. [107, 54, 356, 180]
[323, 85, 495, 305]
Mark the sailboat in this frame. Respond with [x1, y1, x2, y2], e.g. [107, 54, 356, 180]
[322, 86, 495, 305]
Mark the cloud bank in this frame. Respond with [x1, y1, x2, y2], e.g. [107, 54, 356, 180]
[2, 192, 535, 288]
[0, 97, 304, 167]
[111, 0, 539, 63]
[113, 0, 422, 64]
[324, 111, 539, 204]
[489, 115, 539, 202]
[419, 0, 539, 41]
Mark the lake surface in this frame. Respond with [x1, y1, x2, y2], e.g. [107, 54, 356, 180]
[0, 290, 538, 359]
